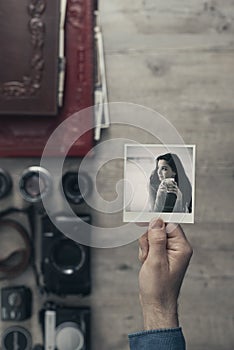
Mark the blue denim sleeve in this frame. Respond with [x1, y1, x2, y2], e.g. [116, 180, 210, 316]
[128, 327, 185, 350]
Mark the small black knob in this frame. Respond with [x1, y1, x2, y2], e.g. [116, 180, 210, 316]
[8, 292, 22, 307]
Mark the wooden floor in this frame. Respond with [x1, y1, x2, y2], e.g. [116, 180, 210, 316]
[0, 1, 234, 349]
[97, 1, 234, 349]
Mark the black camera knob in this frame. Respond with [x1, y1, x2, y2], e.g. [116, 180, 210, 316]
[8, 292, 22, 307]
[2, 326, 32, 350]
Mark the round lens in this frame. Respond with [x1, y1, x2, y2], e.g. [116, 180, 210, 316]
[24, 174, 46, 197]
[62, 172, 91, 204]
[19, 167, 51, 203]
[52, 240, 84, 274]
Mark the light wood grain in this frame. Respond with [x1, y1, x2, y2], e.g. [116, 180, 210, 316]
[0, 0, 233, 349]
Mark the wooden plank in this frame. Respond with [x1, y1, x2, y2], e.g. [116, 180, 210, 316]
[0, 1, 233, 349]
[100, 0, 234, 52]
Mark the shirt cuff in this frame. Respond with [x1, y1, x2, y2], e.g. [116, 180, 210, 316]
[128, 327, 186, 350]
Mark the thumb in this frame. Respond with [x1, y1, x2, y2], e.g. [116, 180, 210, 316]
[147, 218, 167, 262]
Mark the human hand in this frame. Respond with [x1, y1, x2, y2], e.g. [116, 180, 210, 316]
[154, 180, 181, 212]
[160, 178, 178, 194]
[138, 218, 193, 330]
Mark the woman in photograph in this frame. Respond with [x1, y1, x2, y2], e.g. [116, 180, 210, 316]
[149, 153, 192, 213]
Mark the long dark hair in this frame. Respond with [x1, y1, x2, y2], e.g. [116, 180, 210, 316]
[149, 153, 192, 212]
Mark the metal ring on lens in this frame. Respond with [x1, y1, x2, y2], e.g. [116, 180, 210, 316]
[19, 166, 52, 203]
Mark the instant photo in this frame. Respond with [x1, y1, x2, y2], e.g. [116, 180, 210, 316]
[123, 144, 196, 223]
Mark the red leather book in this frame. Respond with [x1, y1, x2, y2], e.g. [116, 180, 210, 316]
[0, 0, 94, 157]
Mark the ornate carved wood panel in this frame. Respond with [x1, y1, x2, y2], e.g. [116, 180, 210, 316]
[0, 0, 94, 157]
[0, 0, 60, 115]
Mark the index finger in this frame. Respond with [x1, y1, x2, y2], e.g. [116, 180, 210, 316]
[166, 223, 187, 239]
[166, 223, 193, 252]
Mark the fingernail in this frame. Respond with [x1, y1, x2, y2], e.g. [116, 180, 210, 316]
[150, 218, 164, 229]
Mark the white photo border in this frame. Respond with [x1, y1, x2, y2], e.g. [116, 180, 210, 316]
[123, 144, 196, 223]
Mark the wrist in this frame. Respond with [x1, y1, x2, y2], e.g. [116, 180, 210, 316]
[141, 304, 179, 330]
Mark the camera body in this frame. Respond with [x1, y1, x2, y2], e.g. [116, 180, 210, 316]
[41, 214, 91, 295]
[1, 286, 32, 321]
[40, 302, 90, 350]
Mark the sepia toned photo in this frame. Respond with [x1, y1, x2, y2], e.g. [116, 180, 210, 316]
[124, 144, 196, 223]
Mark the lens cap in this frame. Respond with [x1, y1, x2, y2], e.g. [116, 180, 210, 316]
[56, 322, 84, 350]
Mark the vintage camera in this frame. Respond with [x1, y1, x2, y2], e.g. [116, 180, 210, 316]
[40, 302, 90, 350]
[1, 286, 32, 321]
[41, 214, 91, 295]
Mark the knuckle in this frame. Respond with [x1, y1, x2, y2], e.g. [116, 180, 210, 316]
[138, 247, 147, 263]
[183, 243, 193, 257]
[188, 245, 193, 257]
[138, 253, 143, 263]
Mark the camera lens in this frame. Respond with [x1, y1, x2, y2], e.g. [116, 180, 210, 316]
[19, 166, 52, 203]
[62, 172, 91, 204]
[56, 323, 84, 350]
[0, 169, 12, 199]
[51, 239, 85, 275]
